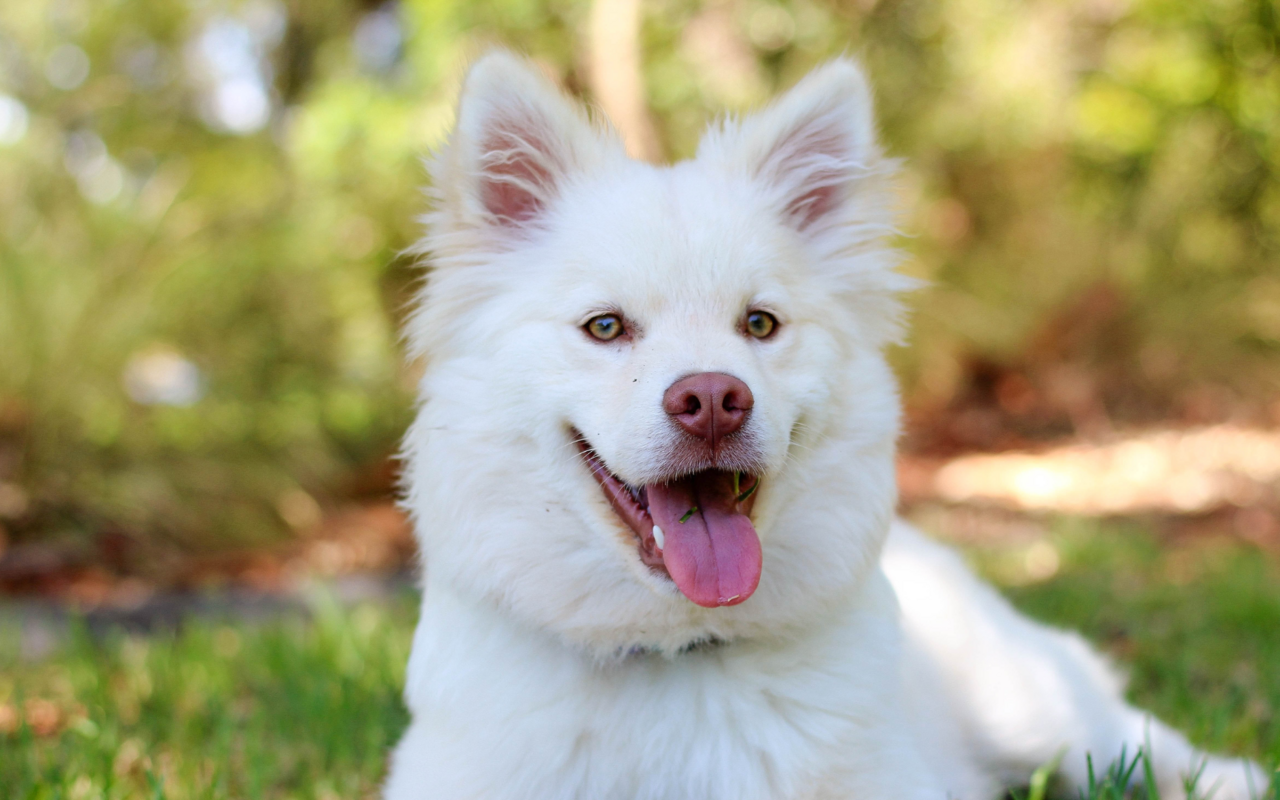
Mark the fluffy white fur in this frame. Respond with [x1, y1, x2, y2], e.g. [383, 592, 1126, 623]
[386, 51, 1266, 799]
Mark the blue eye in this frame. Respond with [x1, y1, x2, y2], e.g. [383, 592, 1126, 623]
[586, 314, 625, 341]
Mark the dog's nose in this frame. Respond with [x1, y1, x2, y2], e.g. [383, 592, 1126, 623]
[663, 373, 753, 447]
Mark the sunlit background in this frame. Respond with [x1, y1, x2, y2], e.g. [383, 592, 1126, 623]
[3, 2, 1280, 792]
[1, 0, 1278, 591]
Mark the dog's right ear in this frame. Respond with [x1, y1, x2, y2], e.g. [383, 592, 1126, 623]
[432, 51, 620, 241]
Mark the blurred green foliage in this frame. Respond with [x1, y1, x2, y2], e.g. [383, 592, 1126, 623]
[0, 0, 1277, 555]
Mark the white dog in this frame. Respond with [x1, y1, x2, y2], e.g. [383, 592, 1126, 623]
[385, 51, 1266, 800]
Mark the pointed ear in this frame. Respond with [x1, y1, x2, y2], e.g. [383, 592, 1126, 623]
[699, 60, 914, 347]
[697, 58, 882, 234]
[433, 51, 621, 239]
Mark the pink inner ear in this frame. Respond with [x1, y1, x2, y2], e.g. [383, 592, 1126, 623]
[767, 114, 852, 231]
[786, 181, 840, 230]
[478, 117, 559, 225]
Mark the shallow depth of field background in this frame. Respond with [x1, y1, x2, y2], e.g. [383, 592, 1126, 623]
[1, 0, 1279, 796]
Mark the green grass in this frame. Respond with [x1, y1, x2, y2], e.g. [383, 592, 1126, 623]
[0, 594, 414, 799]
[967, 518, 1280, 766]
[1, 518, 1278, 799]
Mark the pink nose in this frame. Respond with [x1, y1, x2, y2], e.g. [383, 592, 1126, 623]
[663, 373, 754, 448]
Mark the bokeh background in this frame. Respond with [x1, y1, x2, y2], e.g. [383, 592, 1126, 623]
[1, 0, 1278, 590]
[3, 1, 1280, 793]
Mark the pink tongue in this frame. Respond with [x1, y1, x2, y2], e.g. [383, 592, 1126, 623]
[646, 471, 762, 608]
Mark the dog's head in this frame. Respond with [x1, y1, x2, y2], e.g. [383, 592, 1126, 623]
[404, 52, 912, 655]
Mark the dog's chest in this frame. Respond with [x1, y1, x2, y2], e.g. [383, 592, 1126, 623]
[403, 598, 912, 799]
[421, 658, 854, 799]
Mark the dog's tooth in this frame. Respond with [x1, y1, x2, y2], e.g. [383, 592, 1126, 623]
[651, 525, 664, 550]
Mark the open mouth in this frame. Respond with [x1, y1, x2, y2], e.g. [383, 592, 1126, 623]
[574, 435, 763, 608]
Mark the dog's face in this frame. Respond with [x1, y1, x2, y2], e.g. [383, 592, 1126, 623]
[405, 53, 911, 655]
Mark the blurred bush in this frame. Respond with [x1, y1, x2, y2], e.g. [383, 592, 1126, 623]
[0, 0, 1276, 560]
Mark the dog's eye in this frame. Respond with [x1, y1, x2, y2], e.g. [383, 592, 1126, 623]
[745, 311, 778, 339]
[585, 314, 625, 341]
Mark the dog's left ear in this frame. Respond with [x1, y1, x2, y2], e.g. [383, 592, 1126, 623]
[432, 50, 622, 241]
[700, 59, 912, 346]
[697, 58, 881, 236]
